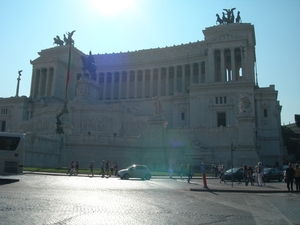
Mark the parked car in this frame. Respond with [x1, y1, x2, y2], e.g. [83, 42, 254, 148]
[253, 167, 284, 182]
[117, 164, 151, 180]
[224, 167, 243, 181]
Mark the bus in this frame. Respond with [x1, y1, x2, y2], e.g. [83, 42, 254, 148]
[0, 132, 25, 175]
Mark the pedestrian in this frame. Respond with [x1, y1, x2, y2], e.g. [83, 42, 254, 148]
[114, 161, 118, 176]
[219, 165, 226, 184]
[257, 162, 263, 187]
[67, 160, 73, 175]
[169, 164, 173, 178]
[294, 164, 300, 192]
[75, 161, 79, 175]
[243, 164, 248, 186]
[110, 162, 115, 176]
[187, 164, 192, 183]
[248, 166, 254, 186]
[180, 164, 184, 179]
[100, 160, 105, 178]
[214, 164, 218, 177]
[88, 161, 94, 177]
[211, 164, 215, 177]
[105, 160, 110, 177]
[69, 161, 75, 176]
[286, 163, 295, 192]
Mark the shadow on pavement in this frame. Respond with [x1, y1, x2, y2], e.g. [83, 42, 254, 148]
[0, 178, 19, 185]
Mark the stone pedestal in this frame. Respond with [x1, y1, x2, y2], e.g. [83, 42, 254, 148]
[235, 114, 259, 166]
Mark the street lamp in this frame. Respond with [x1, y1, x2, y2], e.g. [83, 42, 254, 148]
[16, 70, 22, 97]
[231, 141, 234, 187]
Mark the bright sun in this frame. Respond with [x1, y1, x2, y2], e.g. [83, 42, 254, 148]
[90, 0, 135, 18]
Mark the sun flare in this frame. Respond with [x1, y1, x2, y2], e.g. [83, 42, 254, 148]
[90, 0, 135, 18]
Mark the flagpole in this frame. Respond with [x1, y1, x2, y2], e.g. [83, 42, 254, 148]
[62, 42, 72, 114]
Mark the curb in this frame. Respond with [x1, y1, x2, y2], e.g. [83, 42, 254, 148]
[190, 188, 290, 193]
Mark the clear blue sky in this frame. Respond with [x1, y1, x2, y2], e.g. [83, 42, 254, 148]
[0, 0, 299, 125]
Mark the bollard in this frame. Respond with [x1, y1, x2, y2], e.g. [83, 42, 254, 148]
[202, 172, 208, 188]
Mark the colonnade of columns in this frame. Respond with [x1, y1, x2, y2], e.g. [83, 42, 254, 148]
[89, 62, 206, 101]
[213, 47, 243, 82]
[31, 68, 54, 99]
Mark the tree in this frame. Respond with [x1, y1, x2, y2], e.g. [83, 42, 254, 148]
[295, 114, 300, 128]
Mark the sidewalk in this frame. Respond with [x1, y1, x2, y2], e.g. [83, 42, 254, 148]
[188, 177, 291, 193]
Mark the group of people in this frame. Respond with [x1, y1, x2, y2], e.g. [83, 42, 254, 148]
[285, 163, 300, 192]
[242, 163, 261, 186]
[67, 160, 79, 176]
[210, 164, 227, 183]
[88, 160, 118, 178]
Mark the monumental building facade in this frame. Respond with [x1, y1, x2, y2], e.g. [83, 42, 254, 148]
[0, 19, 284, 171]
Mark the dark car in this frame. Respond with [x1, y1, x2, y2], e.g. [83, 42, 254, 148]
[117, 164, 151, 180]
[224, 167, 243, 181]
[253, 167, 284, 182]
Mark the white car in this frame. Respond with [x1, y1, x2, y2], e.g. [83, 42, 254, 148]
[117, 164, 151, 180]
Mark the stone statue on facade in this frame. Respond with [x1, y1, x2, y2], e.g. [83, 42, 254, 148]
[64, 30, 76, 45]
[216, 14, 223, 25]
[53, 35, 64, 46]
[236, 11, 241, 23]
[216, 8, 239, 25]
[80, 51, 97, 78]
[238, 94, 252, 114]
[152, 96, 163, 115]
[53, 30, 76, 46]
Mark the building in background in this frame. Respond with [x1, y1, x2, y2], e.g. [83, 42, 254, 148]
[0, 14, 285, 171]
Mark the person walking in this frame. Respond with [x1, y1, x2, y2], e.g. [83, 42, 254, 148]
[294, 164, 300, 192]
[114, 161, 118, 176]
[219, 165, 226, 184]
[88, 161, 94, 177]
[105, 160, 110, 177]
[286, 163, 295, 191]
[243, 165, 248, 186]
[67, 161, 74, 175]
[248, 166, 254, 186]
[100, 160, 105, 178]
[187, 164, 192, 183]
[211, 164, 215, 177]
[180, 164, 184, 179]
[257, 162, 263, 187]
[75, 161, 79, 175]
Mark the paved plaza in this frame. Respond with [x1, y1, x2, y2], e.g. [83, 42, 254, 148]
[1, 173, 299, 225]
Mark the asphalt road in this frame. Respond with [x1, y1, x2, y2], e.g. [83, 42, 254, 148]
[1, 174, 299, 225]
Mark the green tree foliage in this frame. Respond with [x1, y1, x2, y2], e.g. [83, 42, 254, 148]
[295, 114, 300, 127]
[282, 126, 300, 160]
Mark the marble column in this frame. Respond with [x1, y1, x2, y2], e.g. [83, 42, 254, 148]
[118, 72, 122, 100]
[230, 48, 236, 81]
[220, 48, 225, 82]
[158, 68, 161, 96]
[142, 70, 145, 98]
[126, 71, 130, 99]
[166, 67, 169, 96]
[103, 72, 107, 100]
[150, 68, 153, 97]
[182, 65, 185, 92]
[134, 70, 138, 98]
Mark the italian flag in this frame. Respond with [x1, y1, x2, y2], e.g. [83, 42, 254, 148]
[66, 43, 72, 90]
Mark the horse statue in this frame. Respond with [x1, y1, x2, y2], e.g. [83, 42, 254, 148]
[223, 8, 236, 24]
[216, 14, 223, 25]
[53, 35, 64, 46]
[80, 51, 97, 79]
[64, 34, 74, 45]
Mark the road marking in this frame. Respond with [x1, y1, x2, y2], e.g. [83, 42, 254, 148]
[245, 196, 293, 225]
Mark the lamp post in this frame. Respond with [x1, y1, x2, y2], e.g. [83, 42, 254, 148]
[231, 141, 234, 187]
[16, 70, 22, 97]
